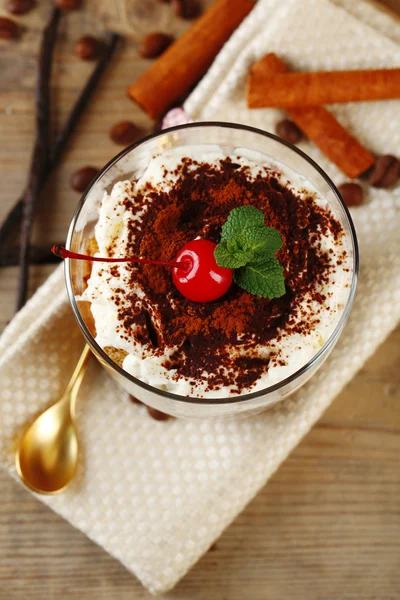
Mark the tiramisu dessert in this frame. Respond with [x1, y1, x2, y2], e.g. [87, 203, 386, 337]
[56, 145, 352, 398]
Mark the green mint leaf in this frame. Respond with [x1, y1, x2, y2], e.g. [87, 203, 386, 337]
[234, 258, 286, 299]
[214, 240, 249, 269]
[214, 205, 285, 298]
[240, 226, 283, 262]
[226, 235, 255, 263]
[221, 206, 265, 241]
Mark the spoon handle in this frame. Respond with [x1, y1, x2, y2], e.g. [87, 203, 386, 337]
[62, 345, 91, 416]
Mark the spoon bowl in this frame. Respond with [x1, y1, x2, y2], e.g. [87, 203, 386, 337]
[15, 345, 90, 495]
[16, 400, 79, 493]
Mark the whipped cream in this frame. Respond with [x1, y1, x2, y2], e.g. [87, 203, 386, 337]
[81, 145, 353, 398]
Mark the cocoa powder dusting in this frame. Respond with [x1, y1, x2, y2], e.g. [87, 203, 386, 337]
[109, 158, 344, 393]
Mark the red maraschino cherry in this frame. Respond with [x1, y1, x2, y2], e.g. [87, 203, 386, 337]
[52, 240, 233, 303]
[172, 239, 232, 303]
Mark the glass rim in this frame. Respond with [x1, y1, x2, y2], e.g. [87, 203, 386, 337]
[65, 121, 359, 407]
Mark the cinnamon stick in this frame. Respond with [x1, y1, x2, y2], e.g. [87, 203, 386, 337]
[248, 54, 375, 179]
[247, 67, 400, 108]
[128, 0, 255, 119]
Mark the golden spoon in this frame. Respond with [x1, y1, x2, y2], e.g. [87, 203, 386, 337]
[15, 345, 91, 495]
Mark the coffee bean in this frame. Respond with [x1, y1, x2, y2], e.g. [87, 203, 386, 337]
[53, 0, 81, 10]
[275, 119, 303, 144]
[172, 0, 201, 18]
[146, 406, 172, 421]
[74, 35, 100, 60]
[337, 182, 364, 207]
[70, 166, 99, 192]
[0, 17, 18, 39]
[368, 155, 400, 189]
[109, 121, 139, 146]
[138, 32, 173, 59]
[6, 0, 35, 15]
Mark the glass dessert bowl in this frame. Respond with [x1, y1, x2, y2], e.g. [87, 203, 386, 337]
[65, 122, 358, 419]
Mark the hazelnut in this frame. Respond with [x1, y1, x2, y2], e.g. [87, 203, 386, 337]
[275, 119, 303, 145]
[129, 395, 143, 405]
[337, 183, 364, 207]
[138, 32, 173, 59]
[172, 0, 201, 19]
[53, 0, 81, 10]
[109, 121, 140, 146]
[6, 0, 35, 15]
[146, 406, 172, 421]
[74, 35, 100, 60]
[0, 17, 19, 39]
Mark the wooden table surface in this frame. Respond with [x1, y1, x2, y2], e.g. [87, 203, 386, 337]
[0, 1, 399, 599]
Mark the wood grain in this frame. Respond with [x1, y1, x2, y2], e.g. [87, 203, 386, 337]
[0, 1, 399, 599]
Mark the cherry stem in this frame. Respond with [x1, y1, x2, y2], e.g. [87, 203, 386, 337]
[51, 245, 187, 270]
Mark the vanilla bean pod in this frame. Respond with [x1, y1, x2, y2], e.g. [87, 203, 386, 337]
[16, 7, 61, 310]
[0, 244, 62, 267]
[0, 31, 120, 257]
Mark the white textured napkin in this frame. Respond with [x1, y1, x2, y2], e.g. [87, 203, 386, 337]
[1, 0, 399, 594]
